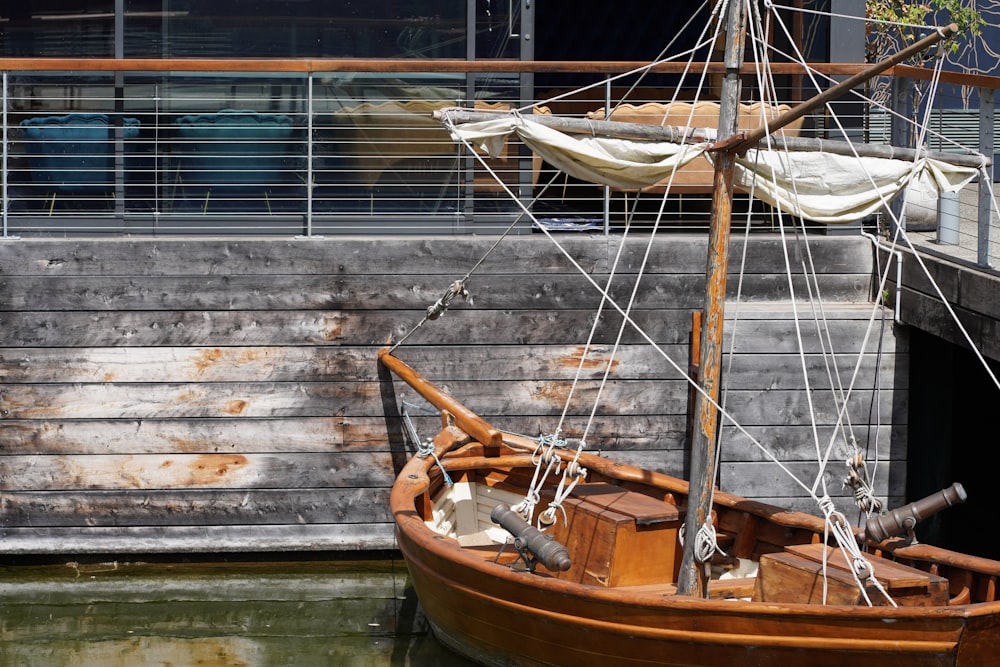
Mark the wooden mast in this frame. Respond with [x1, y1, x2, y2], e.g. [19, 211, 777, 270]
[675, 12, 960, 596]
[676, 0, 748, 598]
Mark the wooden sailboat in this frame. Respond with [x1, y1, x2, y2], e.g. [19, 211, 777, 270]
[381, 3, 1000, 665]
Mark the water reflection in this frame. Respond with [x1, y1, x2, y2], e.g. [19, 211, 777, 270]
[0, 558, 476, 666]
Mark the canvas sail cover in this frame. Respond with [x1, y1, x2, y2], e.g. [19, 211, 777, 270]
[447, 116, 978, 224]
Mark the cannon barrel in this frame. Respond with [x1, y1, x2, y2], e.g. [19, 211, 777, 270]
[864, 482, 967, 544]
[491, 503, 572, 572]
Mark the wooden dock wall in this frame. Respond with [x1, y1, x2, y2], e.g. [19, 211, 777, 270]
[0, 235, 904, 555]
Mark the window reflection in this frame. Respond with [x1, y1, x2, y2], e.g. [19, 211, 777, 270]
[121, 1, 467, 59]
[0, 2, 532, 60]
[1, 3, 116, 58]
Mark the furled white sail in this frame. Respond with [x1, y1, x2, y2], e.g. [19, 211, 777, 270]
[445, 116, 708, 191]
[446, 115, 978, 224]
[732, 149, 978, 224]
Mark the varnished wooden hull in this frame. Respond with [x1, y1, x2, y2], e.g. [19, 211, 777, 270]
[392, 448, 1000, 667]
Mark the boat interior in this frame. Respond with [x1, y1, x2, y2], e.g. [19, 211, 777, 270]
[416, 438, 1000, 608]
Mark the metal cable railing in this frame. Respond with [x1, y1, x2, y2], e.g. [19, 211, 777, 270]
[1, 59, 998, 269]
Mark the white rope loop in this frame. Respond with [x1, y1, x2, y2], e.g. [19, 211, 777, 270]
[514, 435, 563, 522]
[539, 462, 587, 530]
[678, 520, 726, 564]
[695, 522, 723, 563]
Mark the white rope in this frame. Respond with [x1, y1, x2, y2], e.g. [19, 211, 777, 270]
[514, 0, 721, 116]
[434, 2, 995, 577]
[744, 8, 837, 503]
[402, 408, 453, 488]
[539, 459, 587, 530]
[515, 435, 567, 516]
[388, 168, 565, 352]
[818, 496, 897, 607]
[763, 9, 954, 511]
[507, 2, 733, 516]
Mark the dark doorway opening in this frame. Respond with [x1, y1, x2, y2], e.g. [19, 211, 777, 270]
[907, 327, 1000, 559]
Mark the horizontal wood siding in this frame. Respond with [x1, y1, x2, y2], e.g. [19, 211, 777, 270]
[0, 235, 902, 554]
[886, 246, 1000, 362]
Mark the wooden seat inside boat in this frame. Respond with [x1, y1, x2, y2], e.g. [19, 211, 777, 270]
[546, 482, 684, 587]
[754, 543, 949, 607]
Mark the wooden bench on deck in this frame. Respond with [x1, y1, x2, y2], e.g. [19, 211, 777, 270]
[754, 543, 949, 607]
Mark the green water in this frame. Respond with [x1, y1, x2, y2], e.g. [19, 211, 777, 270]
[0, 558, 475, 667]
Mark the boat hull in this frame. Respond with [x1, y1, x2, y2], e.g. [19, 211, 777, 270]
[392, 450, 1000, 667]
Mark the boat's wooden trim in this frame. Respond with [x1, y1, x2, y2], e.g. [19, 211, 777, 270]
[378, 348, 502, 447]
[885, 542, 1000, 579]
[404, 549, 959, 652]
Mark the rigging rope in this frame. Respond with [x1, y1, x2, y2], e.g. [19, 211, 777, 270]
[388, 168, 564, 352]
[394, 0, 998, 603]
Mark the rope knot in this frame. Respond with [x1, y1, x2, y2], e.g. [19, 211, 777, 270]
[852, 555, 874, 581]
[426, 280, 471, 320]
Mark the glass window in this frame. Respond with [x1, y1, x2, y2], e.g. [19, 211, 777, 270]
[476, 0, 521, 60]
[1, 2, 115, 58]
[122, 1, 467, 59]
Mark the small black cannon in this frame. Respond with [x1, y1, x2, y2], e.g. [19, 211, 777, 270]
[864, 482, 967, 544]
[491, 503, 572, 573]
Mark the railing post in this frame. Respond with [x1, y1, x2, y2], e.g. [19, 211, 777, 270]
[603, 78, 611, 236]
[463, 1, 476, 232]
[978, 87, 994, 268]
[2, 71, 8, 238]
[889, 75, 913, 234]
[306, 72, 314, 237]
[114, 0, 126, 227]
[518, 0, 535, 232]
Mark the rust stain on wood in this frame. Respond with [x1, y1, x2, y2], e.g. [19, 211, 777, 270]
[320, 315, 343, 341]
[186, 454, 249, 486]
[531, 381, 572, 407]
[238, 349, 265, 363]
[224, 399, 249, 415]
[561, 346, 619, 373]
[192, 348, 224, 376]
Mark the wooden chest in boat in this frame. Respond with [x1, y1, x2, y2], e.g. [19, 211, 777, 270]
[754, 543, 950, 607]
[548, 483, 683, 587]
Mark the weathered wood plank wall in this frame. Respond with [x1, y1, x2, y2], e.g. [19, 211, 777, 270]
[0, 235, 902, 555]
[887, 247, 1000, 361]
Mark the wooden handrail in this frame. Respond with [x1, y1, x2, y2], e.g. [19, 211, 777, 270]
[895, 63, 1000, 90]
[3, 57, 996, 91]
[0, 57, 879, 74]
[3, 58, 997, 97]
